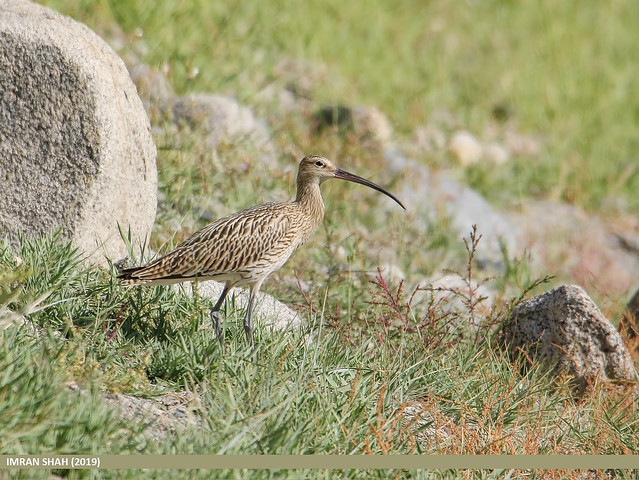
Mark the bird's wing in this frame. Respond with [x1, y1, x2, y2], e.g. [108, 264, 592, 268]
[121, 203, 297, 282]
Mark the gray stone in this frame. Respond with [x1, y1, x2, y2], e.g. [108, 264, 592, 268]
[500, 285, 636, 392]
[103, 391, 201, 443]
[172, 93, 269, 150]
[0, 0, 157, 264]
[312, 104, 393, 148]
[449, 130, 482, 166]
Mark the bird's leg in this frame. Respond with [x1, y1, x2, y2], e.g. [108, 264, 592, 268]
[243, 290, 256, 347]
[210, 283, 231, 346]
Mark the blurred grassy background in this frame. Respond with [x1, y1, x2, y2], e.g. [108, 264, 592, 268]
[38, 0, 639, 212]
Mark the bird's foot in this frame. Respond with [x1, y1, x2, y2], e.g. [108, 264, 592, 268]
[210, 309, 224, 347]
[243, 318, 254, 348]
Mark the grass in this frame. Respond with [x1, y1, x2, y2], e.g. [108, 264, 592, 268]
[2, 231, 639, 479]
[3, 1, 639, 478]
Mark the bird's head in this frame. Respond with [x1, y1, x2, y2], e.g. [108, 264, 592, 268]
[297, 155, 406, 210]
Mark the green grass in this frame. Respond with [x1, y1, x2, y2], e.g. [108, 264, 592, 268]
[2, 233, 639, 479]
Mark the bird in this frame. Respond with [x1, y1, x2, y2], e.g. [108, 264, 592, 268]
[118, 155, 405, 346]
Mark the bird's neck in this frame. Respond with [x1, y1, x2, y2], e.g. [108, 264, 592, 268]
[295, 180, 325, 228]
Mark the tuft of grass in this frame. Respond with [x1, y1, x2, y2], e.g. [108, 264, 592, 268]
[0, 245, 149, 463]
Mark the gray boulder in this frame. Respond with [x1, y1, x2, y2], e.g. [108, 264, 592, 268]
[500, 285, 636, 392]
[0, 0, 157, 264]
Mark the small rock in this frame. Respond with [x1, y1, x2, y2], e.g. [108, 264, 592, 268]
[402, 401, 451, 449]
[172, 93, 270, 150]
[312, 105, 393, 148]
[355, 106, 393, 147]
[500, 285, 636, 393]
[254, 83, 298, 112]
[333, 245, 348, 263]
[103, 391, 201, 442]
[0, 307, 26, 331]
[430, 274, 494, 316]
[449, 130, 483, 166]
[64, 381, 80, 392]
[506, 200, 639, 297]
[274, 57, 329, 101]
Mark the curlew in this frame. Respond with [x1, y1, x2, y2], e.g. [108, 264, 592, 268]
[118, 155, 405, 346]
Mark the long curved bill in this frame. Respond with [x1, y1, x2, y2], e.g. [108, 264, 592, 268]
[334, 168, 406, 210]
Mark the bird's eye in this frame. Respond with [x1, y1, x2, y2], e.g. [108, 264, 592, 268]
[315, 160, 324, 167]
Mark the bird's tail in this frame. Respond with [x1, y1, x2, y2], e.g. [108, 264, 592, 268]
[117, 266, 152, 286]
[116, 253, 190, 286]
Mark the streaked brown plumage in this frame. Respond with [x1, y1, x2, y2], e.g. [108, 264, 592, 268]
[118, 155, 405, 346]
